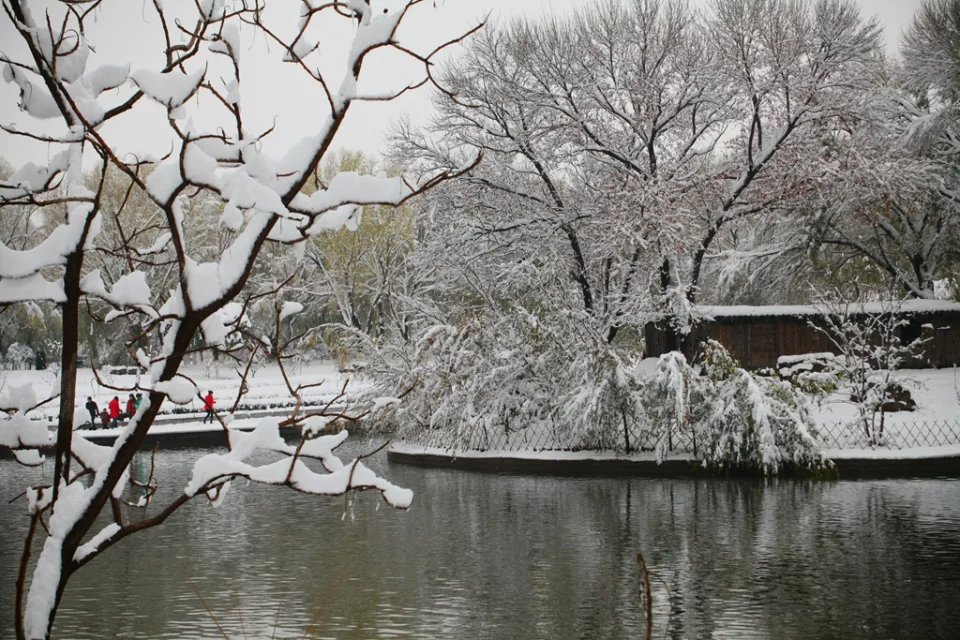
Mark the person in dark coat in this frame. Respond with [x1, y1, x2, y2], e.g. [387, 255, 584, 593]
[85, 397, 98, 427]
[202, 390, 216, 424]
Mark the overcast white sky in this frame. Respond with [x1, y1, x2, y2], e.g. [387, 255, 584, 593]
[0, 0, 923, 168]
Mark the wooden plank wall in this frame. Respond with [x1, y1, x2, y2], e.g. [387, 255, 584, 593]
[642, 311, 960, 369]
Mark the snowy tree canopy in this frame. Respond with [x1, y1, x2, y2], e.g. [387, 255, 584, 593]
[352, 0, 943, 485]
[395, 0, 887, 352]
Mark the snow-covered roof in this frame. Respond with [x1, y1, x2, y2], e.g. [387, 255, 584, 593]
[698, 300, 960, 320]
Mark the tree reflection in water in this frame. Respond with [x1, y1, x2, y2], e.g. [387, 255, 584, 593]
[1, 445, 958, 639]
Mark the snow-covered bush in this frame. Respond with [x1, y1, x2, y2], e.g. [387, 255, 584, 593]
[359, 314, 555, 449]
[810, 297, 927, 444]
[692, 341, 828, 475]
[635, 341, 828, 474]
[776, 352, 840, 396]
[359, 305, 652, 453]
[364, 319, 827, 474]
[4, 342, 35, 370]
[555, 342, 647, 452]
[640, 351, 697, 460]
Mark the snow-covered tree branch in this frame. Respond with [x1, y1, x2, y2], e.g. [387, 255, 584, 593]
[0, 1, 476, 637]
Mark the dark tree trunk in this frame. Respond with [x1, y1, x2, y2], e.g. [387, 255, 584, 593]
[52, 251, 82, 501]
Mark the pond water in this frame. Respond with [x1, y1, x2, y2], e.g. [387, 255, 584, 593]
[2, 440, 959, 639]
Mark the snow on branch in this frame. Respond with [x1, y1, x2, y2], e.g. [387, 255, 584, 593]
[0, 151, 70, 200]
[292, 172, 408, 214]
[186, 422, 412, 508]
[73, 524, 121, 563]
[2, 64, 61, 119]
[0, 414, 50, 465]
[0, 273, 66, 303]
[1, 0, 473, 635]
[80, 269, 156, 318]
[131, 67, 206, 109]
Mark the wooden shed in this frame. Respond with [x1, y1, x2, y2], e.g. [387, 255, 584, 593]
[643, 300, 960, 369]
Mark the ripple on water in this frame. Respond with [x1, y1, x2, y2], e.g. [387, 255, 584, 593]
[2, 451, 960, 639]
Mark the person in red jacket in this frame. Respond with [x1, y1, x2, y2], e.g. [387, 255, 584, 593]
[108, 396, 122, 428]
[125, 394, 137, 419]
[202, 390, 216, 424]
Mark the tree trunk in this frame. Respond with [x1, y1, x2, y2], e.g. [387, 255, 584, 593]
[52, 251, 82, 500]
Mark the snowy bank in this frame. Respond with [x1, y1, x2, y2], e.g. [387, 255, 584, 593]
[388, 443, 960, 478]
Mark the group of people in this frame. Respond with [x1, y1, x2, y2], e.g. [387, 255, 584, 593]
[82, 390, 217, 428]
[84, 394, 142, 429]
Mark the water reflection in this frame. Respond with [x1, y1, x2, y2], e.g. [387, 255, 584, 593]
[1, 445, 959, 639]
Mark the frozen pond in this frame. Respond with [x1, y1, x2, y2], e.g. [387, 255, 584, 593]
[2, 440, 959, 639]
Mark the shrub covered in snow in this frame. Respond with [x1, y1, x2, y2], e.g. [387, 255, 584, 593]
[810, 296, 928, 444]
[364, 323, 828, 474]
[634, 341, 828, 473]
[358, 307, 653, 452]
[4, 342, 35, 370]
[640, 351, 695, 460]
[691, 341, 828, 474]
[555, 342, 647, 453]
[358, 315, 556, 449]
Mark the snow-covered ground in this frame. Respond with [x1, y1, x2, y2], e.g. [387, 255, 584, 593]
[2, 363, 958, 454]
[806, 368, 960, 450]
[0, 360, 367, 423]
[815, 368, 960, 426]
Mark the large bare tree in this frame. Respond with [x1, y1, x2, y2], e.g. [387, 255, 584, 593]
[398, 0, 882, 345]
